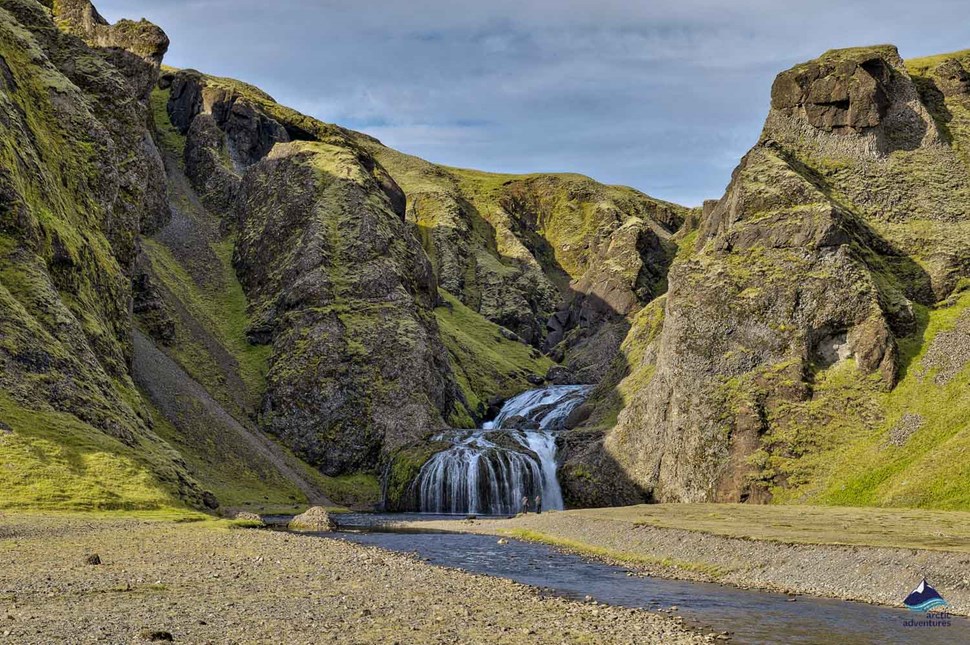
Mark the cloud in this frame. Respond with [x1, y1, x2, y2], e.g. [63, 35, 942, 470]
[97, 0, 970, 205]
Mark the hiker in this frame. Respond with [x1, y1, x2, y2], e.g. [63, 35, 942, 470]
[534, 494, 542, 514]
[521, 496, 530, 514]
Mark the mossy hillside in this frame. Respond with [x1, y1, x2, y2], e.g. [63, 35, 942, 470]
[447, 167, 685, 282]
[234, 140, 464, 475]
[756, 290, 970, 510]
[906, 51, 970, 192]
[142, 83, 383, 509]
[0, 393, 184, 511]
[141, 393, 304, 512]
[354, 133, 687, 347]
[0, 6, 133, 378]
[144, 395, 377, 512]
[434, 289, 553, 421]
[0, 2, 215, 510]
[765, 50, 970, 298]
[141, 237, 271, 411]
[576, 296, 666, 435]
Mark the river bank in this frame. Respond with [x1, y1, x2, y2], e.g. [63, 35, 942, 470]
[394, 504, 970, 616]
[0, 514, 713, 643]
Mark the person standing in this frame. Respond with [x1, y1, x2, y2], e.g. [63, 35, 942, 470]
[521, 496, 530, 514]
[534, 494, 542, 514]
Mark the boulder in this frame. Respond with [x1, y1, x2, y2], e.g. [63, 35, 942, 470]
[232, 512, 264, 526]
[545, 365, 575, 385]
[932, 59, 970, 97]
[288, 507, 338, 532]
[771, 51, 894, 132]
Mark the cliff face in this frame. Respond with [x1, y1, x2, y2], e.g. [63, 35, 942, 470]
[353, 139, 688, 388]
[234, 141, 462, 475]
[582, 46, 970, 507]
[0, 0, 205, 508]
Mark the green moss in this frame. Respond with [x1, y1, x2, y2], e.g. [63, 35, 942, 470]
[382, 442, 449, 511]
[142, 238, 271, 409]
[143, 398, 305, 510]
[150, 87, 185, 160]
[434, 289, 553, 420]
[0, 394, 181, 511]
[760, 291, 970, 510]
[577, 297, 666, 433]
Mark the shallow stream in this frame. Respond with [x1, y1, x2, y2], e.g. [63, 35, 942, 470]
[330, 520, 967, 645]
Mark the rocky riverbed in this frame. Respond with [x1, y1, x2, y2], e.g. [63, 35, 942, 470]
[0, 515, 713, 643]
[397, 509, 970, 616]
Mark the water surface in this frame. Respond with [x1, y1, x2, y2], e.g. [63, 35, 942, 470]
[335, 529, 967, 645]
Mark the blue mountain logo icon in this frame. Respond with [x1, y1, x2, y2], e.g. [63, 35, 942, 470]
[903, 578, 948, 612]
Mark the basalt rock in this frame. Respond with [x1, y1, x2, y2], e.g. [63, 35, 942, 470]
[53, 0, 169, 102]
[234, 141, 463, 475]
[932, 58, 970, 98]
[580, 45, 969, 504]
[771, 51, 893, 133]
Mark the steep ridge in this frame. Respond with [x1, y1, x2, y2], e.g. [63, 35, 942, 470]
[0, 0, 204, 509]
[579, 45, 970, 509]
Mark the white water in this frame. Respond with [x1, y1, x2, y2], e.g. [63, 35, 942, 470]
[413, 385, 591, 515]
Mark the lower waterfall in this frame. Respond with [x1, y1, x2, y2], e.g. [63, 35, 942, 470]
[412, 385, 591, 515]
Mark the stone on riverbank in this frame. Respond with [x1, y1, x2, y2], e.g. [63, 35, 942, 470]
[288, 507, 338, 532]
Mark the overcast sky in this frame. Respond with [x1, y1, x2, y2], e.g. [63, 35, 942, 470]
[98, 1, 970, 206]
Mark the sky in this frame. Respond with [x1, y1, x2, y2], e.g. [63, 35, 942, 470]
[97, 1, 970, 206]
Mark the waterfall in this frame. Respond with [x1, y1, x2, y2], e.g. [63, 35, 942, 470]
[412, 385, 591, 515]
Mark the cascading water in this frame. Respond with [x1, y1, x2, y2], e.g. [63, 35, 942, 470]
[412, 385, 591, 515]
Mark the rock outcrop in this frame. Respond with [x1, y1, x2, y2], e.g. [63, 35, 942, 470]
[579, 46, 970, 504]
[234, 141, 462, 474]
[352, 140, 687, 385]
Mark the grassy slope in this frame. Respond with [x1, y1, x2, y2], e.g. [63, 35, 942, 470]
[0, 394, 179, 512]
[773, 289, 970, 510]
[523, 504, 970, 552]
[435, 289, 554, 421]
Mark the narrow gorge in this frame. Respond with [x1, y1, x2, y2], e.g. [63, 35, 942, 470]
[0, 0, 968, 521]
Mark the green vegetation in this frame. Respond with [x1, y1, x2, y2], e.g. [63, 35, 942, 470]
[141, 238, 271, 409]
[905, 49, 970, 77]
[150, 87, 185, 160]
[434, 289, 553, 420]
[382, 442, 449, 511]
[570, 503, 970, 552]
[143, 399, 305, 512]
[0, 394, 181, 512]
[578, 297, 666, 433]
[754, 291, 970, 510]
